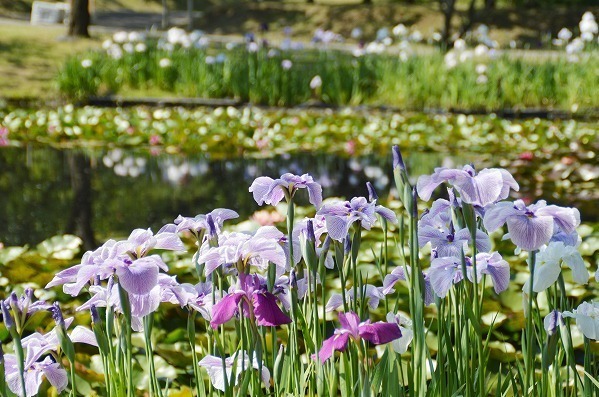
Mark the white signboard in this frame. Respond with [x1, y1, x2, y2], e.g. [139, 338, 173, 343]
[31, 1, 70, 25]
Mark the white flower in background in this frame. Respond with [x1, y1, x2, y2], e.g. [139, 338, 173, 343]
[386, 312, 414, 354]
[81, 59, 92, 68]
[459, 50, 474, 63]
[566, 37, 584, 54]
[432, 31, 442, 42]
[310, 75, 322, 90]
[281, 59, 293, 70]
[476, 74, 488, 84]
[453, 39, 467, 51]
[113, 31, 128, 43]
[366, 41, 385, 54]
[563, 301, 599, 340]
[108, 45, 123, 60]
[581, 31, 594, 42]
[353, 47, 365, 57]
[247, 42, 259, 53]
[196, 36, 210, 48]
[123, 42, 134, 53]
[579, 12, 597, 36]
[215, 53, 226, 63]
[205, 56, 215, 65]
[189, 30, 205, 42]
[167, 27, 187, 45]
[475, 63, 487, 75]
[382, 37, 393, 46]
[410, 30, 423, 42]
[557, 28, 573, 41]
[474, 44, 489, 58]
[267, 49, 279, 58]
[393, 23, 408, 37]
[522, 241, 588, 293]
[159, 58, 172, 68]
[444, 51, 459, 69]
[102, 39, 113, 49]
[225, 41, 237, 51]
[351, 27, 363, 39]
[135, 43, 147, 52]
[128, 31, 145, 42]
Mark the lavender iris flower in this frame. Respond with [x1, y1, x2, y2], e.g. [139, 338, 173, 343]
[483, 200, 580, 251]
[174, 208, 239, 239]
[418, 202, 491, 257]
[325, 285, 385, 312]
[249, 173, 322, 208]
[544, 310, 563, 336]
[5, 354, 68, 397]
[382, 266, 435, 306]
[318, 311, 401, 363]
[417, 165, 519, 207]
[428, 252, 510, 298]
[210, 274, 291, 328]
[46, 225, 184, 297]
[197, 226, 287, 276]
[317, 197, 397, 241]
[198, 351, 270, 391]
[2, 289, 51, 332]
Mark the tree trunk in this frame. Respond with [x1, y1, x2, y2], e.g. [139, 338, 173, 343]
[439, 0, 456, 51]
[65, 152, 96, 251]
[68, 0, 90, 37]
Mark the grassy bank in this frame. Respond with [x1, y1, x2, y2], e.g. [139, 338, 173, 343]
[57, 43, 598, 112]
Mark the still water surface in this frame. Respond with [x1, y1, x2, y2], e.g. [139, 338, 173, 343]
[1, 145, 595, 249]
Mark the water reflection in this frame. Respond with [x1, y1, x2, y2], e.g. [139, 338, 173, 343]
[0, 145, 595, 248]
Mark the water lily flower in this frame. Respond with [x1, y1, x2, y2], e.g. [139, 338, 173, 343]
[563, 301, 599, 340]
[199, 351, 270, 391]
[210, 274, 291, 328]
[417, 165, 519, 207]
[318, 311, 401, 362]
[317, 196, 397, 241]
[325, 285, 385, 312]
[386, 312, 414, 354]
[484, 200, 580, 251]
[522, 241, 587, 293]
[5, 355, 68, 397]
[428, 252, 510, 298]
[249, 173, 322, 209]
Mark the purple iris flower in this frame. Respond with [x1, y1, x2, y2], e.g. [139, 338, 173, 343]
[417, 165, 519, 207]
[174, 208, 239, 239]
[317, 197, 397, 241]
[325, 285, 385, 312]
[46, 225, 184, 297]
[210, 274, 291, 328]
[197, 226, 287, 276]
[2, 289, 51, 332]
[428, 252, 510, 298]
[5, 354, 68, 397]
[382, 266, 435, 306]
[419, 201, 491, 257]
[249, 173, 322, 208]
[483, 199, 580, 251]
[544, 310, 563, 336]
[318, 311, 401, 363]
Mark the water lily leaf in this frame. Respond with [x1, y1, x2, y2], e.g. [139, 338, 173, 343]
[36, 235, 82, 260]
[0, 246, 28, 265]
[488, 341, 517, 362]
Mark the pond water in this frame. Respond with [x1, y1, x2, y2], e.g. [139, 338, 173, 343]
[2, 143, 597, 251]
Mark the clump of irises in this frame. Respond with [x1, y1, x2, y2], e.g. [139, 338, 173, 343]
[1, 148, 597, 397]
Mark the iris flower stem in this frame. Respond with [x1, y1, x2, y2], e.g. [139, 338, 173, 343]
[408, 201, 427, 397]
[69, 358, 78, 397]
[117, 284, 134, 397]
[584, 337, 593, 396]
[144, 314, 161, 397]
[11, 331, 27, 397]
[187, 311, 204, 397]
[525, 250, 537, 396]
